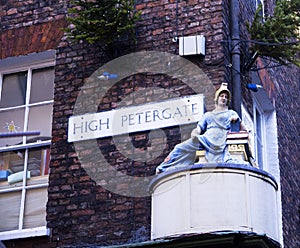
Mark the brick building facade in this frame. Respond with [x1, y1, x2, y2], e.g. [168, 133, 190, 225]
[0, 0, 299, 247]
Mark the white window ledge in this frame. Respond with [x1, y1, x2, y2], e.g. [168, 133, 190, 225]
[0, 226, 49, 241]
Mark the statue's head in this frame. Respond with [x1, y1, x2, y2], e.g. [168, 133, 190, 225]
[214, 83, 231, 106]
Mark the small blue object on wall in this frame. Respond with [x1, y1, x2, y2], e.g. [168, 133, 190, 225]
[0, 170, 11, 182]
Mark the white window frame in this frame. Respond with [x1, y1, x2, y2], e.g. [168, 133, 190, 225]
[251, 89, 280, 180]
[241, 104, 255, 157]
[0, 51, 55, 240]
[253, 101, 266, 169]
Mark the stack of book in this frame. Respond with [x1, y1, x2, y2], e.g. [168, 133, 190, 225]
[195, 131, 257, 167]
[227, 131, 256, 166]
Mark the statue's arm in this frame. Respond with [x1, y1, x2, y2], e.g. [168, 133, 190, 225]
[191, 117, 206, 140]
[229, 111, 240, 123]
[229, 110, 247, 131]
[191, 126, 201, 140]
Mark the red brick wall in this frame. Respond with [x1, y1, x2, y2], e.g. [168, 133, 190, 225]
[272, 64, 300, 248]
[238, 1, 300, 247]
[0, 1, 66, 247]
[47, 0, 230, 246]
[2, 0, 299, 247]
[0, 19, 66, 58]
[0, 0, 67, 58]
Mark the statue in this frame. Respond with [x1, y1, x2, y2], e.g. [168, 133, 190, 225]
[156, 83, 243, 174]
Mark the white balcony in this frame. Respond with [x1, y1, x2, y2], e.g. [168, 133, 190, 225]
[150, 164, 280, 245]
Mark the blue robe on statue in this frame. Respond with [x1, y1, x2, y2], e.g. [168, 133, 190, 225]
[156, 109, 240, 173]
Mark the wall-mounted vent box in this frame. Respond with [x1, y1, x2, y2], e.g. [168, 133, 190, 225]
[179, 35, 205, 56]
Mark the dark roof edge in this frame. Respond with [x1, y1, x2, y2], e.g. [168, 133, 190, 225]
[70, 231, 281, 248]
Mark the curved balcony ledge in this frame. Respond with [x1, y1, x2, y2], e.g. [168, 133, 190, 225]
[150, 163, 280, 245]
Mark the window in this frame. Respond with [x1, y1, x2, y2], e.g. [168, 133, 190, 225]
[0, 51, 55, 240]
[253, 104, 265, 169]
[251, 91, 279, 174]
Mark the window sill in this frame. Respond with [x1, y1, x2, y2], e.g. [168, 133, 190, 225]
[0, 226, 50, 241]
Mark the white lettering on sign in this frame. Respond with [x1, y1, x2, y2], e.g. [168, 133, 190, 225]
[68, 94, 204, 142]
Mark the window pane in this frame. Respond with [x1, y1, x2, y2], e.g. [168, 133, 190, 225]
[0, 108, 25, 147]
[0, 191, 21, 232]
[257, 140, 264, 168]
[7, 149, 25, 175]
[30, 67, 54, 104]
[255, 109, 264, 168]
[0, 150, 24, 180]
[256, 109, 262, 137]
[0, 150, 32, 187]
[27, 104, 53, 138]
[23, 187, 47, 229]
[0, 72, 27, 108]
[28, 147, 50, 177]
[0, 148, 50, 183]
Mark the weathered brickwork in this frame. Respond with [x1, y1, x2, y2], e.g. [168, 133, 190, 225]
[0, 0, 67, 29]
[0, 19, 66, 58]
[238, 2, 300, 247]
[1, 0, 299, 247]
[46, 1, 231, 246]
[271, 65, 300, 248]
[135, 0, 228, 85]
[0, 1, 67, 248]
[48, 45, 209, 247]
[0, 0, 67, 58]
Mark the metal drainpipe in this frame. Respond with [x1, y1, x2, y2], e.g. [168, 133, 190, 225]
[229, 0, 242, 120]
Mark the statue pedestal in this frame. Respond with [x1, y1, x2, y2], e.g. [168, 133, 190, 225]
[150, 164, 280, 244]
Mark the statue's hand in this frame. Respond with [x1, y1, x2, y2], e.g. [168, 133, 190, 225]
[191, 128, 200, 139]
[229, 115, 239, 123]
